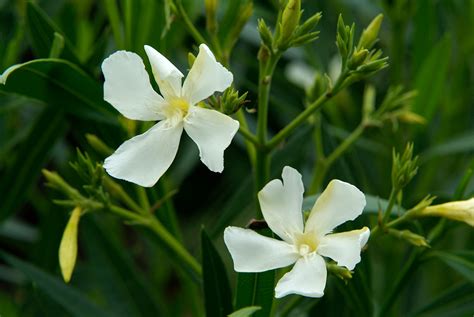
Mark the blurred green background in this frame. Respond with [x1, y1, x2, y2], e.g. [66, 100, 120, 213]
[0, 0, 473, 316]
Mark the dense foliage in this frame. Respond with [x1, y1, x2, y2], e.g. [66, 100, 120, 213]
[0, 0, 473, 316]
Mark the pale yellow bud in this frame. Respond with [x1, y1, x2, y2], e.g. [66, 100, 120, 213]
[59, 207, 82, 283]
[420, 198, 474, 227]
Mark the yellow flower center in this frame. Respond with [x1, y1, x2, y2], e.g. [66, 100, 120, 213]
[294, 232, 319, 256]
[163, 98, 190, 120]
[170, 98, 190, 114]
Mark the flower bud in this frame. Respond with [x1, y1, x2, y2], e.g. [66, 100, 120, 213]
[258, 19, 273, 49]
[42, 169, 82, 201]
[355, 57, 389, 74]
[398, 111, 426, 125]
[277, 0, 301, 49]
[358, 14, 383, 50]
[221, 87, 248, 115]
[362, 84, 376, 119]
[348, 49, 369, 69]
[391, 143, 418, 190]
[59, 207, 82, 283]
[86, 133, 113, 156]
[327, 263, 353, 281]
[187, 52, 196, 68]
[419, 198, 474, 227]
[387, 228, 430, 248]
[295, 12, 322, 36]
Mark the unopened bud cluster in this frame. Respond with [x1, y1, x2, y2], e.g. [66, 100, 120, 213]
[258, 0, 321, 53]
[391, 143, 418, 190]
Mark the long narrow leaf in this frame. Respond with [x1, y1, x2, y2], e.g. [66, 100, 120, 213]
[26, 2, 81, 63]
[0, 107, 66, 222]
[202, 228, 233, 317]
[0, 252, 112, 317]
[1, 58, 116, 123]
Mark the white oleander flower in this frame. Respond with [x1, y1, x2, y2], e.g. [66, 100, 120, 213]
[101, 44, 239, 187]
[224, 166, 370, 298]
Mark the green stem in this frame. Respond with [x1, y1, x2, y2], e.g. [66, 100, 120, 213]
[255, 52, 281, 207]
[107, 205, 202, 281]
[309, 122, 366, 194]
[136, 187, 150, 213]
[147, 217, 202, 279]
[267, 92, 328, 150]
[103, 177, 143, 214]
[175, 1, 207, 45]
[382, 187, 400, 224]
[266, 70, 348, 150]
[238, 125, 260, 148]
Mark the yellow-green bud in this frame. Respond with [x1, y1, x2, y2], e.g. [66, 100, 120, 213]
[327, 263, 353, 281]
[277, 0, 301, 48]
[398, 111, 426, 125]
[187, 52, 196, 68]
[388, 228, 430, 248]
[296, 11, 322, 36]
[42, 169, 82, 201]
[358, 14, 383, 50]
[258, 19, 273, 49]
[221, 88, 248, 115]
[86, 134, 113, 156]
[348, 49, 369, 69]
[391, 143, 418, 190]
[362, 84, 376, 119]
[418, 198, 474, 227]
[59, 207, 82, 283]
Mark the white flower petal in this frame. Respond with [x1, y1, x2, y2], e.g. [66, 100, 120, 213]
[305, 180, 366, 235]
[257, 166, 305, 243]
[317, 227, 370, 270]
[275, 253, 327, 298]
[224, 226, 299, 273]
[104, 120, 183, 187]
[102, 51, 165, 121]
[182, 44, 233, 105]
[144, 45, 184, 99]
[183, 106, 239, 172]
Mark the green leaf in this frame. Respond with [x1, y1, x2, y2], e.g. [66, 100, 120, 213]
[412, 35, 451, 121]
[0, 107, 67, 222]
[228, 306, 262, 317]
[408, 282, 474, 317]
[26, 2, 81, 63]
[235, 272, 274, 317]
[201, 228, 233, 317]
[0, 58, 117, 124]
[0, 251, 112, 317]
[432, 250, 474, 283]
[235, 228, 275, 317]
[123, 0, 157, 52]
[82, 218, 164, 316]
[420, 132, 474, 163]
